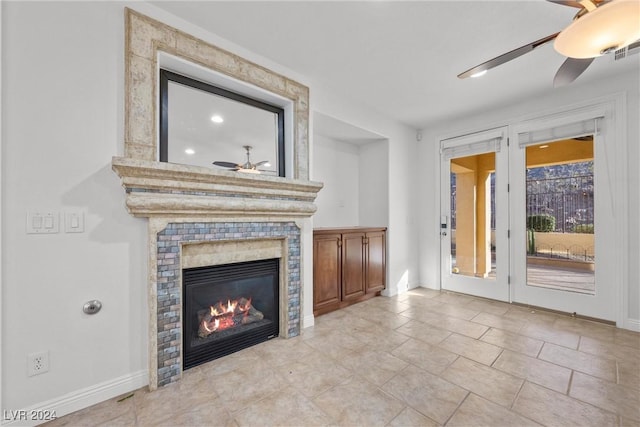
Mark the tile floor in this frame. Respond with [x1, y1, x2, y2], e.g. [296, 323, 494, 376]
[47, 288, 640, 426]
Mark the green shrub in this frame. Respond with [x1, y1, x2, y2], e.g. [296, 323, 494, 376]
[573, 224, 594, 234]
[527, 214, 556, 232]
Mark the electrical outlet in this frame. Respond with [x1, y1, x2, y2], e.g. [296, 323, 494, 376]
[27, 351, 49, 377]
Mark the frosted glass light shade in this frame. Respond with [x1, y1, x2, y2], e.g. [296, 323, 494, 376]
[554, 0, 640, 58]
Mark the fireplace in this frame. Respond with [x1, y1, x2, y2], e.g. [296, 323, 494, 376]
[183, 258, 280, 369]
[113, 10, 322, 390]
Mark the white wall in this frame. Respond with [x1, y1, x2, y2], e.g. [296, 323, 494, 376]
[312, 135, 389, 229]
[312, 94, 419, 297]
[2, 0, 420, 415]
[312, 135, 360, 228]
[359, 140, 389, 227]
[2, 1, 148, 412]
[418, 68, 640, 330]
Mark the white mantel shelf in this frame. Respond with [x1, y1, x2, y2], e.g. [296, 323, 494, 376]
[112, 156, 323, 218]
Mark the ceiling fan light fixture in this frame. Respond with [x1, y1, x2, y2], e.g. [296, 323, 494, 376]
[554, 0, 640, 59]
[237, 168, 261, 174]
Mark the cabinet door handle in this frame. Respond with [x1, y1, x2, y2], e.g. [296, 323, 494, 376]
[337, 238, 342, 247]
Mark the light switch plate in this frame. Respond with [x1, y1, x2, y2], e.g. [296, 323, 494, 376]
[27, 212, 59, 234]
[64, 211, 85, 233]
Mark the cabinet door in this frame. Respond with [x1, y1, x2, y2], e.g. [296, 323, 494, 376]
[366, 231, 386, 293]
[313, 233, 342, 314]
[342, 232, 366, 301]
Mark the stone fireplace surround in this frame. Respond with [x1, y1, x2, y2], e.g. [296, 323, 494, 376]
[112, 9, 322, 390]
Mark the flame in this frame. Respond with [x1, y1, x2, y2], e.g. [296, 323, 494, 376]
[201, 297, 253, 335]
[226, 299, 237, 313]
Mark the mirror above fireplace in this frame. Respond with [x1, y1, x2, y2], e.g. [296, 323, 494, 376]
[159, 70, 285, 177]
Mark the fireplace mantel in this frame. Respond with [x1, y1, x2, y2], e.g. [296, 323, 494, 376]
[112, 157, 323, 218]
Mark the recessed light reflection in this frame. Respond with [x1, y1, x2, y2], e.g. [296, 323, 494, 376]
[539, 145, 549, 149]
[211, 115, 224, 123]
[185, 148, 195, 155]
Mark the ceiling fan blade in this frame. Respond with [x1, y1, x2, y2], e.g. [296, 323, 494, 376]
[254, 160, 271, 167]
[213, 161, 240, 168]
[546, 0, 585, 9]
[458, 33, 560, 79]
[553, 57, 595, 87]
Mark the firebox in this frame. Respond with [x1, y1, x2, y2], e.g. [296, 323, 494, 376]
[182, 258, 279, 369]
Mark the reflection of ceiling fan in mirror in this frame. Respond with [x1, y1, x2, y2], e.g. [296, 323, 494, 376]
[212, 145, 271, 174]
[458, 0, 640, 87]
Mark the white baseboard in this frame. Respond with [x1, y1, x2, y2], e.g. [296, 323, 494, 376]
[623, 317, 640, 332]
[1, 371, 148, 427]
[303, 314, 315, 329]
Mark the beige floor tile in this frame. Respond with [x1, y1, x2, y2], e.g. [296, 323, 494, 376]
[383, 364, 468, 425]
[402, 309, 489, 339]
[424, 301, 480, 321]
[539, 342, 617, 382]
[519, 322, 581, 349]
[465, 299, 511, 316]
[570, 371, 640, 421]
[49, 289, 639, 427]
[44, 392, 136, 427]
[134, 382, 214, 425]
[95, 412, 140, 427]
[313, 376, 405, 426]
[206, 364, 289, 412]
[234, 387, 332, 427]
[391, 338, 458, 375]
[395, 319, 452, 345]
[493, 349, 572, 393]
[480, 327, 544, 357]
[441, 357, 523, 407]
[395, 288, 441, 303]
[513, 381, 618, 427]
[154, 399, 235, 427]
[363, 296, 412, 314]
[503, 306, 560, 326]
[471, 311, 526, 333]
[432, 292, 476, 306]
[355, 325, 411, 353]
[363, 311, 412, 330]
[554, 317, 619, 338]
[251, 335, 316, 367]
[618, 360, 640, 391]
[197, 346, 269, 378]
[340, 348, 408, 386]
[622, 417, 640, 427]
[447, 393, 540, 427]
[277, 350, 353, 398]
[388, 407, 439, 427]
[437, 333, 502, 365]
[303, 329, 367, 360]
[555, 317, 640, 349]
[579, 335, 640, 364]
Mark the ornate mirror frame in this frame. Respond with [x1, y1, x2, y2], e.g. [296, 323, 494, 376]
[122, 8, 310, 180]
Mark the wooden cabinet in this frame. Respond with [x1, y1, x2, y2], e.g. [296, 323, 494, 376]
[313, 227, 386, 316]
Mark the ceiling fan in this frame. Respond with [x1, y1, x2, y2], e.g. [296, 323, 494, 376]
[212, 145, 271, 174]
[458, 0, 640, 87]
